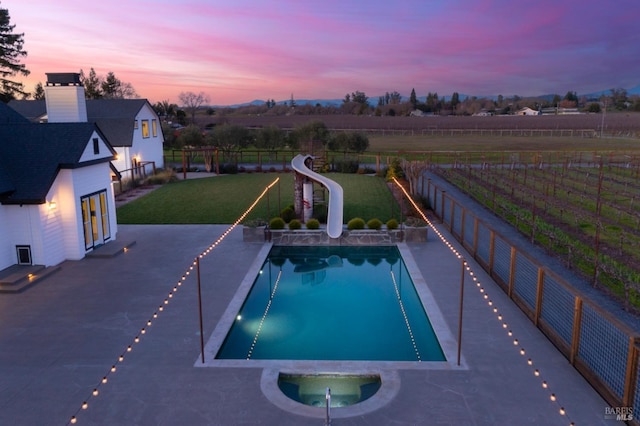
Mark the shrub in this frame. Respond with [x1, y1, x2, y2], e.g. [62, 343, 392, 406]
[219, 163, 238, 174]
[288, 219, 302, 230]
[347, 217, 366, 230]
[417, 195, 431, 210]
[306, 218, 320, 229]
[333, 159, 360, 173]
[145, 169, 177, 185]
[386, 218, 399, 230]
[313, 209, 327, 223]
[385, 157, 404, 181]
[280, 206, 296, 223]
[244, 218, 266, 228]
[367, 218, 383, 230]
[269, 217, 285, 229]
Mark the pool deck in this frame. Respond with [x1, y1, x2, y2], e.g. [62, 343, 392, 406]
[0, 223, 614, 425]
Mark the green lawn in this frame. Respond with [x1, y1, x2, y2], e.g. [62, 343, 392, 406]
[116, 173, 401, 224]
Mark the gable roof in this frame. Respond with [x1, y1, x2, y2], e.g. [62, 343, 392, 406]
[0, 123, 115, 204]
[0, 102, 31, 124]
[7, 99, 154, 147]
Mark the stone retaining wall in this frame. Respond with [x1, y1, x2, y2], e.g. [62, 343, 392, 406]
[243, 227, 427, 245]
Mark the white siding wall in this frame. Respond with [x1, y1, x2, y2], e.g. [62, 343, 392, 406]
[110, 147, 131, 176]
[55, 170, 83, 261]
[79, 131, 114, 163]
[3, 205, 45, 265]
[0, 208, 13, 270]
[38, 193, 66, 266]
[132, 103, 165, 169]
[67, 164, 118, 257]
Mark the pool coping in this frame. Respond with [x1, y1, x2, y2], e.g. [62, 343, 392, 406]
[198, 242, 464, 371]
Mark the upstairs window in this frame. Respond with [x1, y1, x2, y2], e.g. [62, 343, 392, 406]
[134, 120, 139, 129]
[152, 119, 158, 137]
[93, 138, 99, 154]
[141, 120, 150, 138]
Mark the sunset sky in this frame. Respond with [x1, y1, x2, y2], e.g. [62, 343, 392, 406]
[6, 0, 639, 106]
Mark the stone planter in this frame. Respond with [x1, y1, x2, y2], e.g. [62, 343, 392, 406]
[403, 226, 428, 243]
[243, 226, 428, 244]
[242, 226, 267, 242]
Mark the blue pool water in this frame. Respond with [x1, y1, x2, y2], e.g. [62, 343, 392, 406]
[216, 246, 445, 361]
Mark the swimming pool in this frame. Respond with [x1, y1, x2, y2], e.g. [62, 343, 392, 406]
[215, 246, 445, 362]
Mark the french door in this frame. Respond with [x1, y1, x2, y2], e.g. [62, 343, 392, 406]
[81, 190, 111, 250]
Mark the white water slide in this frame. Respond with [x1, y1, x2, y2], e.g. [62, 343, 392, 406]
[291, 154, 344, 238]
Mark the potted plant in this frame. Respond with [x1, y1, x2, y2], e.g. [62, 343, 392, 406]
[403, 216, 428, 242]
[242, 218, 267, 242]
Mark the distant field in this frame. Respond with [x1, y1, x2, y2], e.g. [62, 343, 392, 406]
[206, 112, 640, 134]
[366, 134, 640, 152]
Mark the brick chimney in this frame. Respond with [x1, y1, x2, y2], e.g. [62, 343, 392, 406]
[44, 73, 87, 123]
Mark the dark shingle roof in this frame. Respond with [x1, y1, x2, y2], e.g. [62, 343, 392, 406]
[0, 123, 113, 204]
[7, 98, 152, 147]
[0, 102, 31, 124]
[6, 99, 46, 121]
[87, 99, 147, 118]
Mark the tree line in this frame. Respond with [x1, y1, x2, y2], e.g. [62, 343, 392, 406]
[231, 88, 640, 118]
[163, 119, 369, 162]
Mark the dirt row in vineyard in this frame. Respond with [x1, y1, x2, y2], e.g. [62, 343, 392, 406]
[435, 164, 640, 310]
[463, 166, 640, 263]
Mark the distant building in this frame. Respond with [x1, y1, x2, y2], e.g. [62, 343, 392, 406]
[540, 107, 582, 115]
[515, 107, 540, 116]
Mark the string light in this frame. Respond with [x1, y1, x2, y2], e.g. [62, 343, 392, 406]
[66, 178, 281, 425]
[391, 178, 574, 425]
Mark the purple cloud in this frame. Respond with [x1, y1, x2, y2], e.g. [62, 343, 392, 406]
[7, 0, 639, 104]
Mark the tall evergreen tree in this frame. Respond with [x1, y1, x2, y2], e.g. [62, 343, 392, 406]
[80, 68, 103, 99]
[0, 4, 29, 101]
[32, 82, 44, 100]
[409, 88, 417, 109]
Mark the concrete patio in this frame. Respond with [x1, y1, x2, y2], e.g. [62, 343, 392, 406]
[0, 222, 614, 425]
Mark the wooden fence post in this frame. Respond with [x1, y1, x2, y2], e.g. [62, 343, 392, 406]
[570, 297, 583, 365]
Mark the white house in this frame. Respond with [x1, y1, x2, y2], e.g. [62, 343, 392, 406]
[0, 73, 118, 273]
[9, 86, 164, 176]
[515, 107, 540, 116]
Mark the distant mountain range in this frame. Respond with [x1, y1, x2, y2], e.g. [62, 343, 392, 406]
[217, 85, 640, 108]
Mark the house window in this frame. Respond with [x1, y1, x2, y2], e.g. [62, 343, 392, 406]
[141, 120, 150, 138]
[152, 119, 158, 137]
[134, 120, 138, 129]
[16, 246, 32, 265]
[93, 138, 99, 155]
